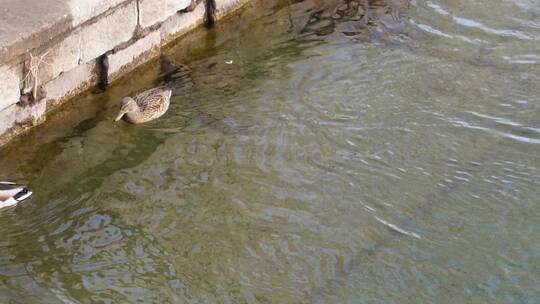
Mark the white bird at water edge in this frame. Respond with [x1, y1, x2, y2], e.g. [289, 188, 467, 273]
[0, 182, 32, 209]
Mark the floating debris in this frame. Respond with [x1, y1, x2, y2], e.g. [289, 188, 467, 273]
[375, 216, 422, 239]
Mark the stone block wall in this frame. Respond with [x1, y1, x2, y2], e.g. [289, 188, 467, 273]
[0, 0, 247, 146]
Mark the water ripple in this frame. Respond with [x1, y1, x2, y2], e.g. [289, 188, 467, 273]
[1, 0, 539, 302]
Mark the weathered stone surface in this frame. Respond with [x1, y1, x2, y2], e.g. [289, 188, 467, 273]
[0, 0, 135, 66]
[108, 31, 161, 77]
[0, 0, 71, 65]
[36, 1, 138, 85]
[216, 0, 246, 12]
[68, 0, 131, 27]
[43, 60, 95, 110]
[80, 1, 139, 63]
[160, 2, 206, 42]
[0, 99, 46, 142]
[139, 0, 191, 28]
[0, 64, 21, 112]
[40, 30, 83, 83]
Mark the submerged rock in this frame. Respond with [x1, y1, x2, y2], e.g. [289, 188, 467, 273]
[337, 4, 349, 12]
[336, 20, 366, 35]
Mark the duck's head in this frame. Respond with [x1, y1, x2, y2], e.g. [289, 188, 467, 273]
[115, 97, 138, 121]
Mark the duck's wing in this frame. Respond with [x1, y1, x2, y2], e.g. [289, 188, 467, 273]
[0, 182, 23, 191]
[135, 87, 173, 111]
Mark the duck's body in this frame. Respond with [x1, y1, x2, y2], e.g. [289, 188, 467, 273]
[0, 182, 32, 209]
[115, 86, 172, 124]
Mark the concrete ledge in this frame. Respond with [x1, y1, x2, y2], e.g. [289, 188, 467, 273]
[43, 60, 96, 110]
[161, 2, 206, 42]
[0, 64, 21, 111]
[0, 0, 72, 65]
[0, 0, 251, 147]
[69, 0, 130, 27]
[139, 0, 192, 28]
[0, 100, 46, 141]
[109, 31, 161, 78]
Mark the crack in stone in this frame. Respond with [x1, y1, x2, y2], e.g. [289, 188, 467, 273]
[136, 0, 141, 27]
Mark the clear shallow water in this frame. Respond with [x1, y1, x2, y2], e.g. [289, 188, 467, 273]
[1, 0, 540, 302]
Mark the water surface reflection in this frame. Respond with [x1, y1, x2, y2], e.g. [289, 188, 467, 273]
[1, 0, 539, 302]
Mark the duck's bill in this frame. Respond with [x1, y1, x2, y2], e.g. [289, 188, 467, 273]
[114, 112, 125, 122]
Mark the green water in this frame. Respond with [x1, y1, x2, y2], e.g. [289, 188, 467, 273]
[1, 0, 540, 302]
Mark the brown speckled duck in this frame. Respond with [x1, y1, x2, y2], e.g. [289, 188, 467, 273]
[0, 182, 32, 209]
[115, 86, 172, 124]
